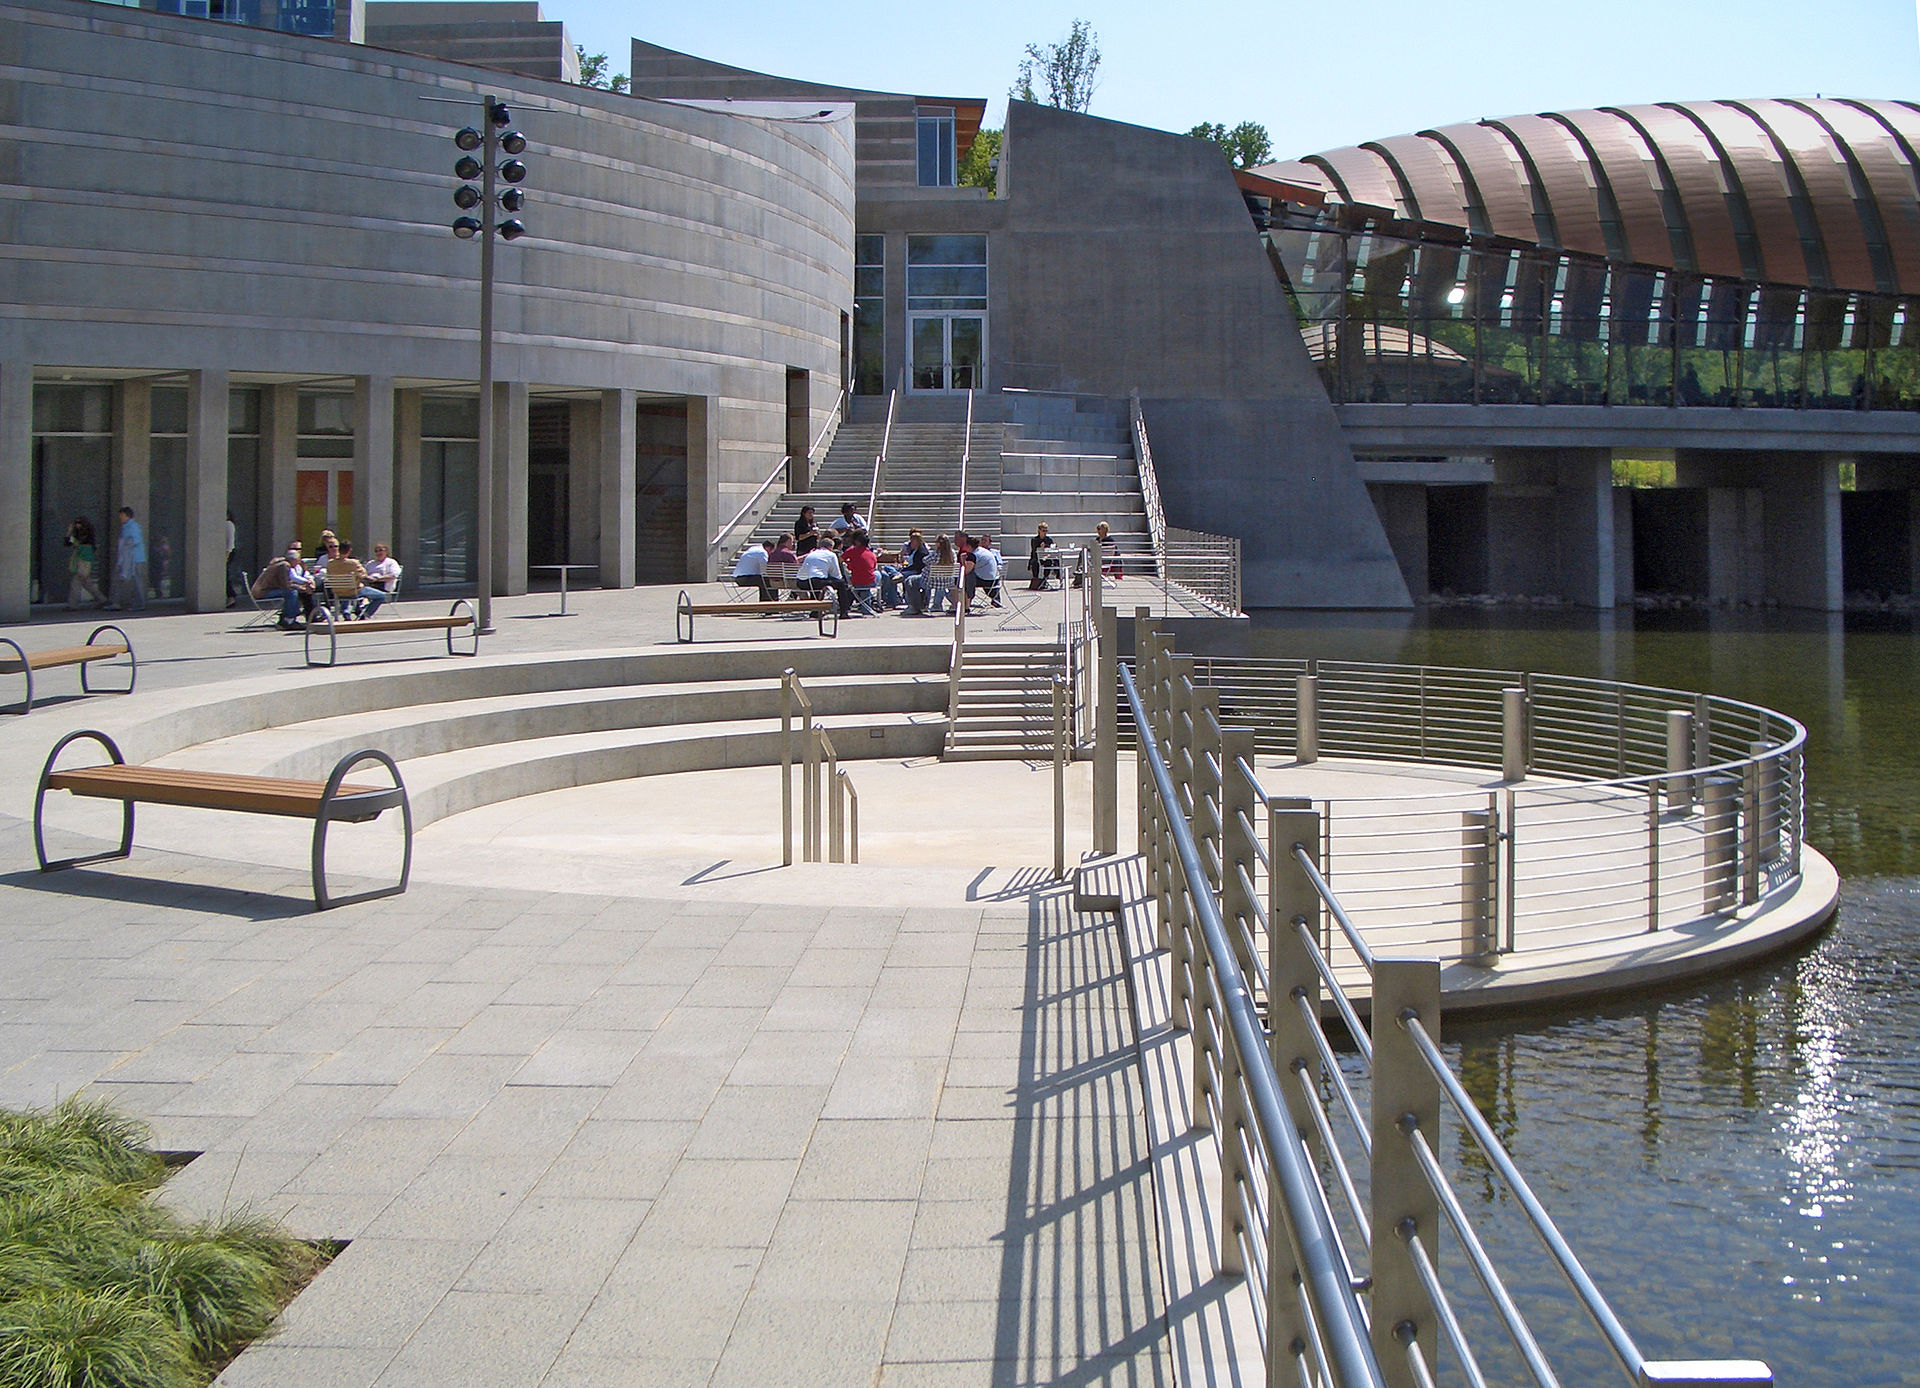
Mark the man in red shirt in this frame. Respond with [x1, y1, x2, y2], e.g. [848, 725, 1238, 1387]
[842, 532, 880, 614]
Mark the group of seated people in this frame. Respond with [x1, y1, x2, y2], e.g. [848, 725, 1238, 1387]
[731, 504, 1018, 617]
[250, 530, 403, 630]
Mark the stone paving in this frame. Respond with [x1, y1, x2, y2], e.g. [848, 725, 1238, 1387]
[0, 580, 1181, 1386]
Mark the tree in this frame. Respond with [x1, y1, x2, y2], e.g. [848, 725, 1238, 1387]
[1012, 19, 1101, 113]
[958, 128, 1001, 192]
[576, 46, 629, 93]
[1187, 119, 1272, 170]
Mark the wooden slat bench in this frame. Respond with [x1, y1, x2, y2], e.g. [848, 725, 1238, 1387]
[0, 624, 136, 714]
[35, 730, 412, 911]
[306, 599, 480, 668]
[677, 589, 837, 642]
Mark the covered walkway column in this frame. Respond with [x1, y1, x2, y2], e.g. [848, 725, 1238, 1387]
[353, 375, 395, 557]
[1763, 453, 1844, 612]
[0, 364, 30, 622]
[183, 368, 228, 612]
[394, 389, 422, 594]
[1552, 449, 1614, 607]
[598, 388, 635, 588]
[569, 396, 601, 578]
[491, 381, 528, 596]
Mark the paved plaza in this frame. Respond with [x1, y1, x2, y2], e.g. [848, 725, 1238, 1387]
[0, 587, 1187, 1387]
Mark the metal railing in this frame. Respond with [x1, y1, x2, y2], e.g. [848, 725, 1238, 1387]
[956, 387, 974, 533]
[779, 668, 858, 864]
[1164, 526, 1242, 615]
[707, 381, 851, 560]
[868, 384, 897, 542]
[1126, 622, 1774, 1388]
[1118, 654, 1805, 967]
[1127, 389, 1168, 576]
[708, 453, 791, 556]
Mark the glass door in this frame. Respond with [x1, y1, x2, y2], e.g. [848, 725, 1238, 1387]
[909, 314, 987, 393]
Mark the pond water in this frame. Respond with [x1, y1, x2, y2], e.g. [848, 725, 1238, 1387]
[1240, 608, 1920, 1387]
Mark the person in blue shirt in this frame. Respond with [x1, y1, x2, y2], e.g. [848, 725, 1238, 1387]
[107, 506, 147, 611]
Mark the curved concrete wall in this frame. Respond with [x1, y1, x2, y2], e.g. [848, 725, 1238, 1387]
[0, 0, 853, 430]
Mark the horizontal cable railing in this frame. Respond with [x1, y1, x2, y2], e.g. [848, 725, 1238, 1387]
[1128, 619, 1775, 1388]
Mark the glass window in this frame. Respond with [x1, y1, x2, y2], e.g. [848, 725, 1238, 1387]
[148, 388, 187, 601]
[418, 396, 479, 586]
[916, 108, 956, 187]
[30, 384, 111, 607]
[907, 235, 988, 312]
[853, 236, 885, 396]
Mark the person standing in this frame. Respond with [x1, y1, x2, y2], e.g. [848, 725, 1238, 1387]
[109, 506, 147, 611]
[225, 512, 243, 608]
[65, 516, 105, 608]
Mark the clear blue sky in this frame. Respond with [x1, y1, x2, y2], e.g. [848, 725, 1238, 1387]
[553, 0, 1919, 157]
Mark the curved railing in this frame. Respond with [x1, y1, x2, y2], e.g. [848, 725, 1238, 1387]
[1124, 621, 1775, 1388]
[1122, 652, 1808, 968]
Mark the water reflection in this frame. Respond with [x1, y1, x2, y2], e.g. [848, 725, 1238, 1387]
[1225, 608, 1920, 1383]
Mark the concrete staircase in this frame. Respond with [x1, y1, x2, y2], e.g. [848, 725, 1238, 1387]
[943, 641, 1065, 761]
[746, 422, 886, 549]
[999, 393, 1151, 561]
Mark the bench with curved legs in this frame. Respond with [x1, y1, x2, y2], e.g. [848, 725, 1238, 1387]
[0, 625, 135, 713]
[676, 589, 836, 642]
[306, 598, 479, 668]
[35, 730, 411, 911]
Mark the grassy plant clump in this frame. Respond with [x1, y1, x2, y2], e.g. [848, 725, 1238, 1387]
[0, 1099, 325, 1388]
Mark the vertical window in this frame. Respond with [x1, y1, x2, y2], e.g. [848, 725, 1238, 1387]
[30, 384, 111, 606]
[148, 387, 187, 601]
[227, 389, 263, 580]
[418, 396, 479, 586]
[916, 108, 956, 187]
[906, 235, 988, 310]
[853, 234, 885, 395]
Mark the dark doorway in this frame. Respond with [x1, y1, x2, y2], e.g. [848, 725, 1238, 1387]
[1426, 485, 1490, 595]
[786, 368, 810, 491]
[1842, 490, 1911, 596]
[1631, 489, 1709, 596]
[635, 402, 688, 584]
[528, 402, 570, 567]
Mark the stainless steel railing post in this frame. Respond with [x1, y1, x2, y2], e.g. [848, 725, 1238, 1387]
[823, 730, 843, 864]
[1221, 729, 1258, 981]
[1371, 957, 1444, 1388]
[1052, 675, 1067, 880]
[1094, 598, 1118, 854]
[1667, 710, 1695, 812]
[1752, 739, 1780, 866]
[1648, 783, 1662, 933]
[1502, 686, 1527, 782]
[1741, 755, 1762, 905]
[1702, 775, 1738, 914]
[780, 669, 796, 867]
[1460, 805, 1497, 964]
[1296, 673, 1319, 764]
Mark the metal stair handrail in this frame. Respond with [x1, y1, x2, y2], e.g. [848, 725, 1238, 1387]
[1128, 388, 1168, 580]
[869, 380, 898, 542]
[956, 387, 974, 534]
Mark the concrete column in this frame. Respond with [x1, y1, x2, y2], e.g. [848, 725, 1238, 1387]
[0, 364, 30, 622]
[1611, 486, 1634, 604]
[686, 395, 719, 583]
[1762, 454, 1843, 611]
[568, 396, 602, 572]
[1704, 487, 1763, 602]
[393, 389, 422, 594]
[111, 380, 151, 526]
[352, 375, 395, 556]
[598, 388, 635, 588]
[1553, 449, 1614, 607]
[183, 368, 229, 613]
[491, 380, 528, 596]
[264, 384, 298, 551]
[1367, 482, 1429, 598]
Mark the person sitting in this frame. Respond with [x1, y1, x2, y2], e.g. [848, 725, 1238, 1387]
[832, 501, 869, 535]
[732, 538, 775, 601]
[361, 542, 403, 617]
[964, 534, 1005, 610]
[1096, 521, 1122, 578]
[252, 542, 316, 629]
[797, 535, 856, 617]
[841, 531, 880, 613]
[921, 534, 957, 615]
[889, 529, 929, 611]
[1028, 523, 1057, 590]
[317, 538, 367, 618]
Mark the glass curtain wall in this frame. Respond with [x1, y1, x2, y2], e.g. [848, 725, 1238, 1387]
[30, 384, 111, 607]
[148, 387, 188, 600]
[227, 389, 264, 583]
[417, 396, 478, 586]
[296, 391, 354, 551]
[1270, 208, 1920, 411]
[906, 234, 987, 392]
[853, 235, 884, 395]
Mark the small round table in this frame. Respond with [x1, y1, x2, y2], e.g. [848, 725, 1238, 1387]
[530, 564, 598, 616]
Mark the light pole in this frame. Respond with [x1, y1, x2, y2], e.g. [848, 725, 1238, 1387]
[451, 94, 527, 634]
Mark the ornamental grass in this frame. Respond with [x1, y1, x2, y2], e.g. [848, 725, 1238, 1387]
[0, 1100, 326, 1388]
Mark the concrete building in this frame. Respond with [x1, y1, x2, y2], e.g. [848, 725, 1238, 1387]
[365, 1, 578, 84]
[0, 0, 852, 622]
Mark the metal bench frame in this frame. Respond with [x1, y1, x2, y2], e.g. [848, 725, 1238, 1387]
[676, 589, 837, 642]
[305, 598, 479, 668]
[34, 729, 412, 911]
[0, 624, 136, 714]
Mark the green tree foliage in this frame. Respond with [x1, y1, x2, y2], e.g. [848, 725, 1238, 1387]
[958, 128, 1002, 193]
[576, 46, 629, 93]
[1187, 120, 1273, 170]
[1012, 19, 1101, 112]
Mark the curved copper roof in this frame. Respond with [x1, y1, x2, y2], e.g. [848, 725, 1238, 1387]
[1258, 99, 1920, 295]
